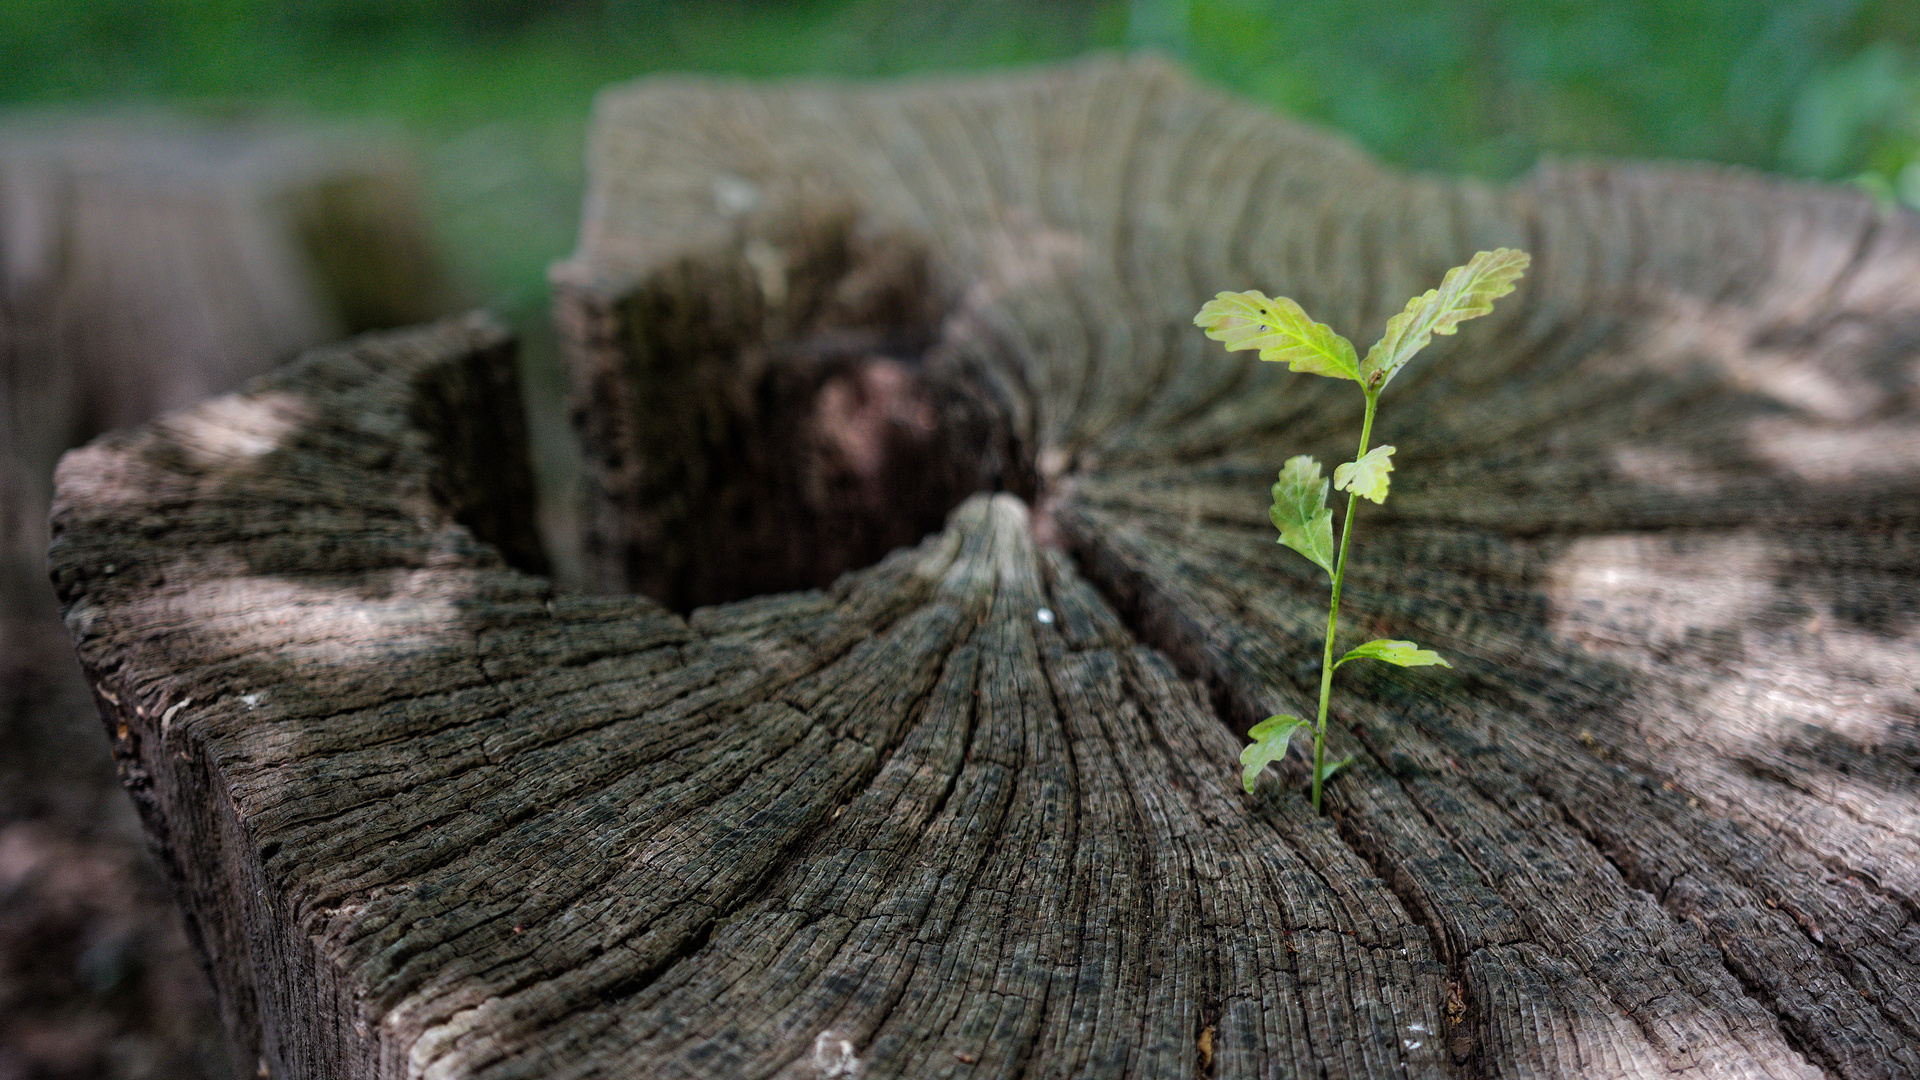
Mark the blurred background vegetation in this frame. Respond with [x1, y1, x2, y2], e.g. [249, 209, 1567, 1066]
[7, 0, 1918, 334]
[6, 0, 1919, 580]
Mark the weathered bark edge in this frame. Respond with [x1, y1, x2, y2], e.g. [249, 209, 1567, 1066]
[50, 314, 525, 1079]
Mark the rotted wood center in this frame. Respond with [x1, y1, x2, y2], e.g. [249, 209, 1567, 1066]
[556, 206, 1031, 611]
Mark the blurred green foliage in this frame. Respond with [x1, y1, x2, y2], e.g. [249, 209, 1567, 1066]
[4, 0, 1916, 313]
[8, 1, 1915, 173]
[1178, 0, 1920, 185]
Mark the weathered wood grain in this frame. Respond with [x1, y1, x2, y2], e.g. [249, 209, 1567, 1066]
[54, 57, 1920, 1078]
[52, 315, 1452, 1079]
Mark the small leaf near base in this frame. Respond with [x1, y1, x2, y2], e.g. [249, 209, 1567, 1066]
[1316, 753, 1357, 785]
[1241, 714, 1309, 793]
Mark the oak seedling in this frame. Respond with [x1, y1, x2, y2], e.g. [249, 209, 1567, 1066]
[1195, 249, 1531, 812]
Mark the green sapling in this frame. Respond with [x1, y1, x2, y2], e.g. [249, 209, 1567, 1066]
[1194, 249, 1531, 812]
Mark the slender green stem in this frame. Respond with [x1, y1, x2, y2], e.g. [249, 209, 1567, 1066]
[1310, 390, 1379, 811]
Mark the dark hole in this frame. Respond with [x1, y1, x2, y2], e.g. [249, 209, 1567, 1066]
[562, 204, 1034, 612]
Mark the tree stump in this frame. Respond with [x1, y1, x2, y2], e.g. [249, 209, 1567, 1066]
[51, 58, 1920, 1079]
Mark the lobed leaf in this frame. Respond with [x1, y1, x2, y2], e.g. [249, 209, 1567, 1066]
[1335, 638, 1452, 671]
[1333, 444, 1396, 504]
[1270, 456, 1335, 576]
[1241, 714, 1309, 793]
[1195, 290, 1361, 382]
[1359, 248, 1530, 391]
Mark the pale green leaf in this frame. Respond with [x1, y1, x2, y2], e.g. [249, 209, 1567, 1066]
[1196, 290, 1361, 382]
[1316, 753, 1357, 785]
[1334, 638, 1453, 671]
[1333, 444, 1396, 505]
[1241, 714, 1309, 793]
[1270, 456, 1335, 576]
[1359, 248, 1531, 391]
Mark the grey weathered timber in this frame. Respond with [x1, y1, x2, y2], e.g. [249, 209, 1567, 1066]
[54, 57, 1920, 1079]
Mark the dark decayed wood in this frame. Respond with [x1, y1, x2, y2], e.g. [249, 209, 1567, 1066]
[53, 58, 1920, 1077]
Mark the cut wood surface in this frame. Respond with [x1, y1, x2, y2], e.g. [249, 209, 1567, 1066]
[52, 58, 1920, 1079]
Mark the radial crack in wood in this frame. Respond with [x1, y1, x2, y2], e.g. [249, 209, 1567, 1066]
[553, 55, 1917, 1078]
[51, 317, 1454, 1078]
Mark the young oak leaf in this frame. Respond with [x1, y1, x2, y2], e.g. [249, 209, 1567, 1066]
[1359, 248, 1530, 391]
[1335, 638, 1452, 671]
[1333, 444, 1395, 504]
[1271, 456, 1335, 576]
[1241, 714, 1309, 793]
[1195, 290, 1361, 382]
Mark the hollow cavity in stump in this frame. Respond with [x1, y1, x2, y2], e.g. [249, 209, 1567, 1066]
[560, 206, 1033, 612]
